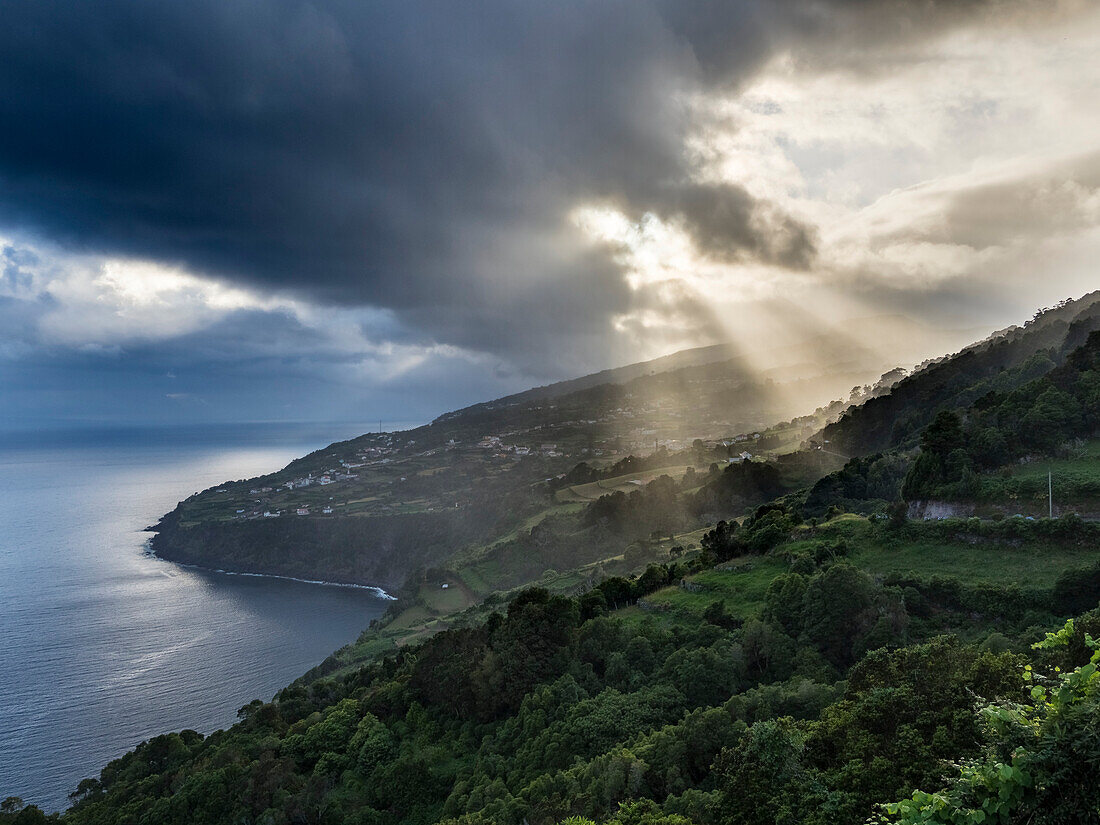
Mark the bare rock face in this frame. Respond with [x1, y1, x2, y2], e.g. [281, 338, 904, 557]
[907, 500, 976, 520]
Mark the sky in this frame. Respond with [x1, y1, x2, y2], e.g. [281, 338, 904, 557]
[1, 0, 1098, 428]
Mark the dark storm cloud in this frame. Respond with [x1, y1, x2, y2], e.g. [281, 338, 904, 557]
[0, 3, 685, 300]
[664, 183, 817, 269]
[0, 0, 1044, 362]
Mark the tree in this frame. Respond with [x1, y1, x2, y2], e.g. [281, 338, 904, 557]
[880, 620, 1100, 825]
[800, 564, 881, 668]
[0, 799, 55, 825]
[762, 573, 807, 637]
[715, 718, 820, 825]
[886, 500, 908, 529]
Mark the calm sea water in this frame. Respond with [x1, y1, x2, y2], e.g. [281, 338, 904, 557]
[0, 424, 406, 811]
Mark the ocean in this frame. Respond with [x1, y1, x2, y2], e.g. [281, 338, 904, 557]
[0, 424, 404, 811]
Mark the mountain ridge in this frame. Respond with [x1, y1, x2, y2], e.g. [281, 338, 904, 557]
[146, 295, 1100, 595]
[438, 313, 984, 423]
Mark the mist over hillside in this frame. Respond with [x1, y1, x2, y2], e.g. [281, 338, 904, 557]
[7, 2, 1100, 822]
[20, 290, 1100, 825]
[451, 311, 983, 420]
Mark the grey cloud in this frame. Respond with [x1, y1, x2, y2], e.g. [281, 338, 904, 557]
[0, 310, 525, 428]
[1, 245, 41, 297]
[667, 183, 817, 268]
[867, 151, 1100, 252]
[939, 154, 1100, 249]
[752, 0, 1077, 78]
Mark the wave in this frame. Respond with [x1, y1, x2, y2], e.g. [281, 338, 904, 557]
[143, 541, 396, 599]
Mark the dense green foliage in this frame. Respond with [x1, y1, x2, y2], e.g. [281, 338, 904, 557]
[12, 505, 1100, 824]
[9, 298, 1100, 824]
[583, 461, 786, 541]
[880, 616, 1100, 824]
[820, 294, 1100, 457]
[903, 331, 1100, 501]
[802, 452, 910, 518]
[799, 329, 1100, 516]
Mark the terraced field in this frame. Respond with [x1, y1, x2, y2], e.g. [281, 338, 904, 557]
[556, 465, 692, 502]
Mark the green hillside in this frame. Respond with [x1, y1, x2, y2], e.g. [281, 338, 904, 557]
[817, 292, 1100, 457]
[8, 296, 1100, 825]
[146, 317, 917, 590]
[800, 328, 1100, 521]
[11, 509, 1100, 825]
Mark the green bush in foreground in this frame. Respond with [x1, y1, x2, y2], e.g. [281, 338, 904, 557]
[879, 618, 1100, 824]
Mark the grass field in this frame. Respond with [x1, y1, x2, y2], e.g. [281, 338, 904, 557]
[756, 424, 806, 456]
[453, 503, 586, 558]
[320, 503, 1100, 680]
[642, 557, 789, 619]
[671, 525, 712, 547]
[446, 503, 589, 596]
[852, 537, 1099, 587]
[800, 515, 1100, 588]
[556, 466, 692, 503]
[385, 605, 433, 630]
[338, 519, 718, 667]
[456, 525, 693, 599]
[979, 439, 1100, 508]
[419, 576, 478, 613]
[622, 513, 1100, 633]
[457, 560, 500, 596]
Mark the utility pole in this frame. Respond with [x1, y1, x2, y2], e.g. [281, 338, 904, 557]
[1049, 469, 1053, 519]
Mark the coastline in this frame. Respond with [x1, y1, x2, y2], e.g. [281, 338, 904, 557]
[142, 538, 396, 600]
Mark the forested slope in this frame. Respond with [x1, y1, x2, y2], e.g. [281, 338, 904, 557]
[798, 328, 1100, 523]
[8, 507, 1100, 824]
[817, 292, 1100, 456]
[8, 300, 1100, 825]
